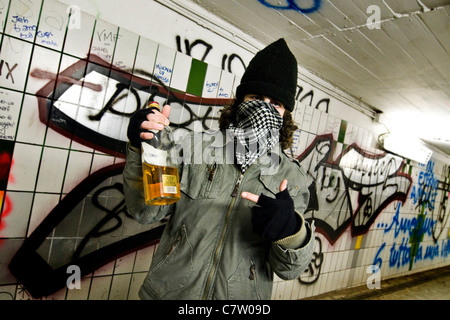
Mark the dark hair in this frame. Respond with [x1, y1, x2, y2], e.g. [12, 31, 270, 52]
[218, 99, 298, 150]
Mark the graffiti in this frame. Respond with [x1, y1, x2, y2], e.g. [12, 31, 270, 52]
[299, 134, 412, 244]
[0, 140, 14, 233]
[1, 0, 449, 300]
[432, 165, 450, 242]
[176, 36, 212, 62]
[72, 182, 128, 260]
[32, 54, 229, 158]
[296, 85, 330, 112]
[372, 201, 449, 271]
[30, 69, 103, 92]
[258, 0, 322, 14]
[369, 160, 450, 272]
[410, 161, 439, 211]
[299, 236, 323, 284]
[8, 163, 165, 298]
[176, 36, 246, 74]
[10, 14, 58, 47]
[0, 60, 18, 84]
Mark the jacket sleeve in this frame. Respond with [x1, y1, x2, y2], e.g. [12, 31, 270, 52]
[269, 219, 315, 280]
[268, 162, 316, 280]
[123, 143, 174, 224]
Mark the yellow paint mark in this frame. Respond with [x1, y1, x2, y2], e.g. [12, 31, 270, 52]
[355, 235, 363, 250]
[0, 191, 4, 209]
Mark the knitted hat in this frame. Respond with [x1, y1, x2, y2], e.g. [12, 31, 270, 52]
[236, 38, 298, 112]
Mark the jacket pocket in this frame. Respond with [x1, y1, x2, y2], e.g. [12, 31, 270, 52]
[180, 163, 222, 199]
[144, 225, 194, 294]
[227, 246, 272, 300]
[259, 174, 301, 197]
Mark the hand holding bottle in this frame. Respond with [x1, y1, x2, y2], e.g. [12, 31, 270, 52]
[127, 103, 171, 148]
[127, 102, 180, 206]
[140, 104, 171, 140]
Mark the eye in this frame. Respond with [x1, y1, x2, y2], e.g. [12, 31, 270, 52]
[250, 95, 264, 101]
[271, 100, 283, 108]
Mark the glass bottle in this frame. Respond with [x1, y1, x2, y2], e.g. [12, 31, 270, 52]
[141, 101, 180, 205]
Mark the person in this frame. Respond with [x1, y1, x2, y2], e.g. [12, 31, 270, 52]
[123, 38, 315, 300]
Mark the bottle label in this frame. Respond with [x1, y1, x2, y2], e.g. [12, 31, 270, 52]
[162, 174, 178, 194]
[142, 142, 167, 166]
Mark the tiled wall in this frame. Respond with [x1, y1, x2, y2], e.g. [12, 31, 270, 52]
[0, 0, 449, 300]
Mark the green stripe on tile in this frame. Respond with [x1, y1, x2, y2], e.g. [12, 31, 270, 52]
[338, 120, 347, 143]
[186, 59, 207, 97]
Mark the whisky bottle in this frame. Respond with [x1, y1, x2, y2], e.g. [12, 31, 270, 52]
[141, 101, 180, 206]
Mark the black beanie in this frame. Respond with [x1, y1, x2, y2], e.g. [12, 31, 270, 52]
[236, 38, 298, 112]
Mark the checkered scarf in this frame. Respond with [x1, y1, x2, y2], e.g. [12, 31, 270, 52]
[228, 100, 283, 172]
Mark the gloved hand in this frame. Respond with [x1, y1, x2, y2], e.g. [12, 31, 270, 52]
[127, 104, 170, 148]
[127, 108, 155, 148]
[242, 180, 302, 242]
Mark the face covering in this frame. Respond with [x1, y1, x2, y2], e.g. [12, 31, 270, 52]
[228, 100, 283, 172]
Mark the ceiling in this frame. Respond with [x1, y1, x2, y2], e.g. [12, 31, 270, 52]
[187, 0, 450, 156]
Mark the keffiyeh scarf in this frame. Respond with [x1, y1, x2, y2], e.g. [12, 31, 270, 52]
[228, 100, 283, 172]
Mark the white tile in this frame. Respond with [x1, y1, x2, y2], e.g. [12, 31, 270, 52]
[317, 110, 328, 135]
[292, 102, 305, 126]
[35, 147, 69, 193]
[64, 10, 96, 58]
[283, 280, 294, 300]
[0, 89, 23, 141]
[109, 273, 132, 300]
[88, 276, 112, 300]
[114, 252, 136, 275]
[66, 277, 91, 300]
[217, 70, 235, 100]
[4, 0, 41, 41]
[16, 94, 47, 145]
[0, 191, 33, 238]
[129, 273, 146, 300]
[154, 44, 176, 87]
[28, 193, 60, 236]
[27, 47, 62, 96]
[90, 154, 116, 174]
[0, 36, 33, 92]
[301, 106, 313, 132]
[133, 36, 158, 79]
[133, 244, 155, 273]
[90, 19, 118, 65]
[309, 107, 321, 134]
[113, 27, 139, 70]
[63, 150, 93, 193]
[37, 0, 69, 51]
[9, 143, 42, 191]
[202, 64, 221, 98]
[170, 52, 191, 92]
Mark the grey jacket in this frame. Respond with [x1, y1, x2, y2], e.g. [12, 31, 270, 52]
[123, 130, 315, 300]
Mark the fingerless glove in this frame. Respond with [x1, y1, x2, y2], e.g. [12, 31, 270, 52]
[251, 188, 302, 242]
[127, 108, 155, 148]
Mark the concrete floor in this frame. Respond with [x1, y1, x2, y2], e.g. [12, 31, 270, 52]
[303, 265, 450, 300]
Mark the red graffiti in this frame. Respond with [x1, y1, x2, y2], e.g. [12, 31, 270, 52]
[0, 192, 12, 233]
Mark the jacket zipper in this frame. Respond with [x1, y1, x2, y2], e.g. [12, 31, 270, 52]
[202, 172, 244, 299]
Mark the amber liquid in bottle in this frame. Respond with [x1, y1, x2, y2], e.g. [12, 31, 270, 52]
[142, 162, 180, 206]
[140, 101, 180, 206]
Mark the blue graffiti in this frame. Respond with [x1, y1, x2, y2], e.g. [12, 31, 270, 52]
[382, 204, 435, 240]
[258, 0, 322, 14]
[372, 203, 447, 270]
[410, 160, 439, 211]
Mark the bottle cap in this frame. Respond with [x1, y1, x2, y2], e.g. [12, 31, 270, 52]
[148, 101, 160, 111]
